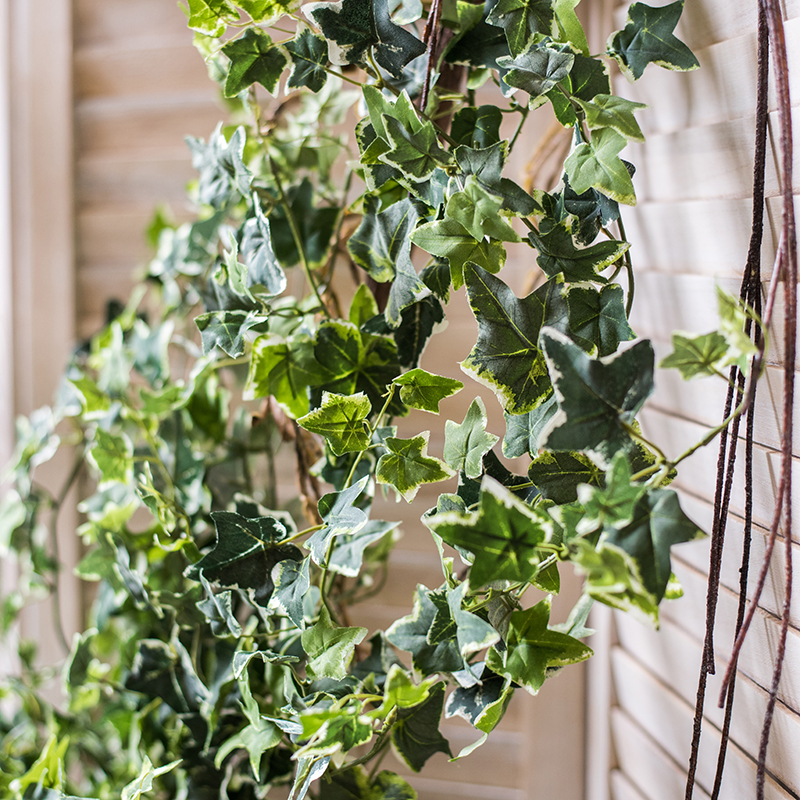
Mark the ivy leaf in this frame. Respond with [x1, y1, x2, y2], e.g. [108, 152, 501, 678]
[392, 368, 463, 413]
[461, 264, 560, 415]
[485, 596, 592, 694]
[502, 393, 558, 458]
[121, 756, 182, 800]
[606, 488, 703, 601]
[446, 670, 513, 735]
[391, 683, 452, 771]
[301, 606, 368, 680]
[576, 452, 646, 535]
[446, 176, 521, 242]
[246, 333, 328, 418]
[447, 583, 501, 658]
[195, 310, 256, 358]
[564, 128, 636, 206]
[497, 44, 574, 99]
[410, 217, 507, 289]
[306, 0, 425, 78]
[296, 707, 374, 760]
[608, 0, 699, 81]
[370, 664, 437, 719]
[215, 717, 282, 778]
[443, 398, 499, 479]
[186, 124, 253, 209]
[527, 450, 602, 504]
[348, 196, 420, 283]
[182, 0, 238, 37]
[716, 286, 759, 371]
[393, 295, 446, 368]
[381, 117, 454, 182]
[306, 477, 370, 567]
[197, 574, 242, 636]
[385, 585, 464, 674]
[238, 0, 299, 25]
[327, 519, 398, 577]
[659, 330, 730, 379]
[540, 327, 655, 467]
[88, 429, 133, 485]
[376, 433, 454, 501]
[547, 53, 611, 126]
[487, 0, 555, 57]
[269, 556, 311, 627]
[451, 105, 504, 149]
[563, 283, 636, 356]
[555, 173, 621, 245]
[222, 27, 288, 98]
[298, 392, 372, 456]
[289, 756, 331, 800]
[552, 0, 589, 55]
[427, 476, 555, 588]
[285, 28, 329, 92]
[386, 247, 433, 328]
[575, 94, 647, 142]
[528, 223, 628, 283]
[241, 194, 287, 298]
[184, 512, 302, 607]
[314, 320, 365, 388]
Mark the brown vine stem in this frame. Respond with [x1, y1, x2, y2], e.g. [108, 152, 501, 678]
[419, 0, 443, 113]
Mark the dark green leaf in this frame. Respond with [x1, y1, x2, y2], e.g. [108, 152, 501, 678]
[563, 283, 636, 356]
[381, 117, 454, 182]
[527, 450, 602, 504]
[540, 327, 654, 466]
[502, 393, 559, 458]
[445, 670, 513, 734]
[446, 176, 521, 242]
[391, 683, 452, 771]
[451, 105, 504, 149]
[185, 511, 302, 607]
[222, 27, 288, 97]
[608, 0, 699, 81]
[427, 476, 554, 588]
[392, 296, 445, 368]
[487, 0, 555, 56]
[196, 309, 256, 357]
[485, 596, 592, 694]
[498, 43, 574, 99]
[443, 397, 499, 479]
[301, 606, 368, 680]
[376, 433, 454, 501]
[286, 28, 329, 92]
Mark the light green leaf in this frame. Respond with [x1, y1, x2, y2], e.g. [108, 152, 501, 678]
[485, 596, 592, 694]
[380, 116, 454, 182]
[327, 519, 397, 577]
[564, 128, 636, 205]
[576, 94, 647, 142]
[298, 391, 372, 455]
[369, 663, 438, 719]
[301, 606, 367, 680]
[181, 0, 238, 36]
[392, 368, 463, 413]
[215, 717, 282, 777]
[443, 397, 499, 479]
[659, 330, 730, 379]
[376, 432, 455, 501]
[716, 286, 759, 371]
[445, 176, 521, 242]
[121, 756, 182, 800]
[222, 27, 288, 97]
[427, 476, 555, 588]
[237, 0, 299, 24]
[608, 0, 699, 81]
[88, 429, 133, 485]
[448, 583, 500, 658]
[552, 0, 589, 54]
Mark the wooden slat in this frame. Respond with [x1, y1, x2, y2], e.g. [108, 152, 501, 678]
[611, 647, 795, 800]
[73, 0, 191, 48]
[610, 769, 650, 800]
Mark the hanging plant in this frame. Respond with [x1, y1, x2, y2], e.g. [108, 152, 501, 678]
[0, 1, 770, 798]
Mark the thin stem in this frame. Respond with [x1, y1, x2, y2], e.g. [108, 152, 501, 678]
[269, 157, 331, 318]
[508, 105, 530, 152]
[616, 214, 635, 318]
[343, 386, 396, 489]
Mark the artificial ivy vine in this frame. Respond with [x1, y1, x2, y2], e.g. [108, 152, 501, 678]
[0, 1, 770, 798]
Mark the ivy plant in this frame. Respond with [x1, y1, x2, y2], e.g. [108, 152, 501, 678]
[0, 1, 758, 799]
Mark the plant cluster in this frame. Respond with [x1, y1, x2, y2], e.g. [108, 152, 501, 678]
[0, 1, 759, 798]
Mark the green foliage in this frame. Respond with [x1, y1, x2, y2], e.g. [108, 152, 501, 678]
[0, 1, 715, 797]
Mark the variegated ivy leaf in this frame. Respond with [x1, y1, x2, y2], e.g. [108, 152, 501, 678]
[716, 285, 759, 371]
[502, 394, 558, 458]
[221, 27, 288, 97]
[369, 663, 438, 719]
[295, 706, 374, 760]
[241, 194, 287, 298]
[564, 127, 636, 206]
[391, 683, 452, 771]
[552, 0, 589, 55]
[485, 596, 593, 694]
[445, 669, 513, 736]
[446, 176, 521, 242]
[182, 0, 238, 37]
[380, 116, 454, 183]
[288, 756, 331, 800]
[88, 429, 133, 485]
[121, 756, 182, 800]
[486, 0, 555, 57]
[546, 52, 611, 127]
[327, 519, 397, 577]
[527, 450, 602, 504]
[285, 27, 329, 92]
[607, 0, 699, 81]
[298, 391, 371, 456]
[197, 574, 242, 636]
[376, 432, 455, 501]
[575, 94, 647, 142]
[269, 556, 311, 627]
[410, 216, 507, 289]
[184, 511, 302, 607]
[497, 43, 574, 100]
[426, 476, 554, 588]
[447, 582, 501, 658]
[451, 105, 504, 149]
[186, 124, 253, 210]
[539, 327, 654, 467]
[443, 397, 499, 479]
[301, 606, 368, 680]
[196, 310, 257, 358]
[237, 0, 299, 24]
[362, 85, 422, 141]
[305, 477, 370, 567]
[460, 265, 562, 415]
[392, 368, 464, 413]
[305, 0, 425, 79]
[563, 283, 636, 356]
[528, 222, 629, 283]
[575, 452, 645, 536]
